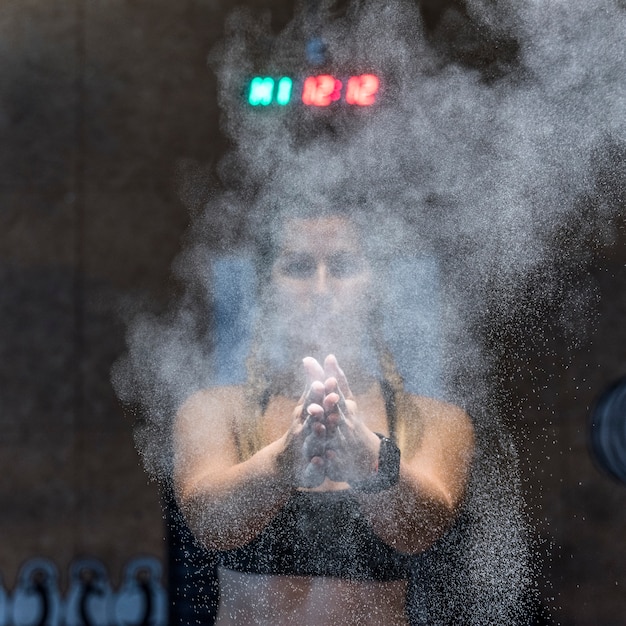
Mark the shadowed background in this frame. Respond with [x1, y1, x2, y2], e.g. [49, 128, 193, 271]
[0, 1, 624, 624]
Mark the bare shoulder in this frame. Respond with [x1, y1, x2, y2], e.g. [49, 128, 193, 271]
[403, 394, 475, 458]
[175, 385, 247, 437]
[175, 386, 247, 448]
[177, 385, 246, 418]
[174, 386, 247, 481]
[410, 395, 473, 431]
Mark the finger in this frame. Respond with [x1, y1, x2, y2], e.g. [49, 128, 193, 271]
[303, 356, 325, 384]
[335, 405, 348, 429]
[323, 354, 353, 400]
[298, 358, 324, 404]
[322, 391, 341, 414]
[325, 423, 347, 450]
[322, 393, 345, 432]
[303, 429, 326, 459]
[306, 381, 325, 405]
[300, 410, 330, 434]
[323, 448, 348, 483]
[324, 378, 349, 415]
[306, 402, 325, 421]
[300, 413, 314, 435]
[298, 381, 325, 420]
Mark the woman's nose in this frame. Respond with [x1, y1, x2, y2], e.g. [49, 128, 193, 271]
[313, 263, 329, 294]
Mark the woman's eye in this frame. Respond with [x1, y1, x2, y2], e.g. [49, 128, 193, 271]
[279, 255, 316, 278]
[328, 253, 362, 278]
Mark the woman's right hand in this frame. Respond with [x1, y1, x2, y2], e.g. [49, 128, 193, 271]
[277, 358, 328, 488]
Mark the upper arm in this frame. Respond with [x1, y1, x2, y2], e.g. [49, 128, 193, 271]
[402, 396, 475, 512]
[173, 386, 243, 502]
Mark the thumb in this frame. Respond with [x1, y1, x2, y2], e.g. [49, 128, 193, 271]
[297, 357, 325, 405]
[303, 356, 325, 385]
[324, 354, 353, 400]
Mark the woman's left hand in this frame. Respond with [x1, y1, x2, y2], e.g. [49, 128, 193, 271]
[303, 355, 381, 485]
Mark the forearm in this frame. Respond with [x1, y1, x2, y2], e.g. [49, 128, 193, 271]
[355, 465, 459, 554]
[176, 437, 295, 550]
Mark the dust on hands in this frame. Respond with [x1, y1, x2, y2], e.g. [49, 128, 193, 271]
[290, 355, 380, 488]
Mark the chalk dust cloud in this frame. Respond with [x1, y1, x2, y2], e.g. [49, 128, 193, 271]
[112, 1, 625, 622]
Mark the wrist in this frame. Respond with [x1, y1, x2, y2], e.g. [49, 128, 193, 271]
[273, 436, 299, 491]
[351, 433, 401, 493]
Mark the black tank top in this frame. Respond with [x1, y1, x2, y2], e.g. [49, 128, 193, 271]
[219, 489, 413, 581]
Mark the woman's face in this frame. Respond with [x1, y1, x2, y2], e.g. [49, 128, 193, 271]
[270, 216, 373, 360]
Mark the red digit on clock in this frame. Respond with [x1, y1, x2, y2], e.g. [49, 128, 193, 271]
[302, 75, 343, 106]
[345, 74, 380, 106]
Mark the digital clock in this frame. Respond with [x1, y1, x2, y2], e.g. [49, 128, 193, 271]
[247, 74, 380, 107]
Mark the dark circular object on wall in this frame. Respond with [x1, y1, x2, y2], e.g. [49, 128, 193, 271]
[589, 377, 626, 484]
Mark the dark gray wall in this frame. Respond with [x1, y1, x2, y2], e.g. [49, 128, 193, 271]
[0, 0, 230, 589]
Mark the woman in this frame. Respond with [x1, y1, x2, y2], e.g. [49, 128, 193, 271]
[173, 210, 475, 625]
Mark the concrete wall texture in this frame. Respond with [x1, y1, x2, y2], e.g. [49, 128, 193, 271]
[0, 1, 624, 624]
